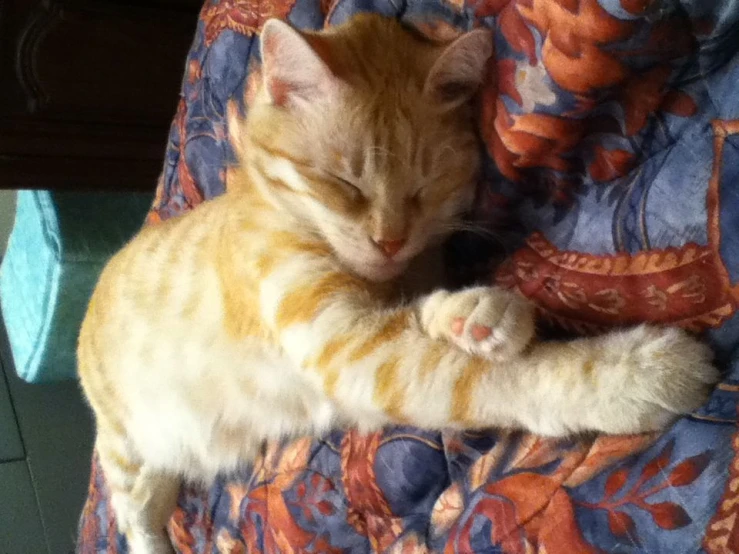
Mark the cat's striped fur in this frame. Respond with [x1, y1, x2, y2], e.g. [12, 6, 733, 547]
[77, 14, 717, 554]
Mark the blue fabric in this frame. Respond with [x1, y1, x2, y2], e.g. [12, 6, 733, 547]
[0, 190, 152, 383]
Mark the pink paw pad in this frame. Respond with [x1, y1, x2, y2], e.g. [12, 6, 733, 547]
[471, 325, 492, 341]
[451, 318, 493, 342]
[451, 317, 466, 336]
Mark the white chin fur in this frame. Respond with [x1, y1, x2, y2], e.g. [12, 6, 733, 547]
[352, 259, 409, 282]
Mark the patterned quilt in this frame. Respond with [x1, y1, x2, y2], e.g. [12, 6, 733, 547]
[77, 1, 739, 552]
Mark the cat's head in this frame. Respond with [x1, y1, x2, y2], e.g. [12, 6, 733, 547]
[230, 14, 493, 282]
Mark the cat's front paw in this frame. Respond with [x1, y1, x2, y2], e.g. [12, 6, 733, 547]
[419, 286, 535, 360]
[589, 325, 719, 434]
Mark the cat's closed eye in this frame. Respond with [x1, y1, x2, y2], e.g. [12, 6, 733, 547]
[329, 174, 365, 201]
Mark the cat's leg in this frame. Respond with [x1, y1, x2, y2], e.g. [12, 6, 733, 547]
[96, 433, 180, 554]
[419, 286, 535, 360]
[118, 469, 180, 554]
[415, 287, 717, 434]
[256, 246, 718, 435]
[513, 323, 718, 435]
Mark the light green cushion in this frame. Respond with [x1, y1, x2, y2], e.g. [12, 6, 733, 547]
[0, 190, 153, 383]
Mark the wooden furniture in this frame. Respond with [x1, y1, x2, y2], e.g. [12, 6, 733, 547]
[0, 0, 201, 191]
[0, 2, 200, 551]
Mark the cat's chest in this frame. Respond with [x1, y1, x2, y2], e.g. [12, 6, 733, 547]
[130, 340, 336, 479]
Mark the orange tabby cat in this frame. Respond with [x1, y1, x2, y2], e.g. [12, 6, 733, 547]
[77, 14, 717, 554]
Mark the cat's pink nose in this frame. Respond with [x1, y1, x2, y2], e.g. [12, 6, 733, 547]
[376, 239, 406, 258]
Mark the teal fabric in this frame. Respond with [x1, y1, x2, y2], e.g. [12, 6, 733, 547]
[0, 190, 153, 383]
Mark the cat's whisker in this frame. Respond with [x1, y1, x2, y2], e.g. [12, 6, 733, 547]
[363, 145, 413, 170]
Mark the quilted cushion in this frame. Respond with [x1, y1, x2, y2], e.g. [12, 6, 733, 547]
[78, 1, 739, 552]
[0, 190, 152, 383]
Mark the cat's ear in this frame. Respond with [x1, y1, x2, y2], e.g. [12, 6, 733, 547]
[424, 28, 493, 109]
[259, 19, 339, 108]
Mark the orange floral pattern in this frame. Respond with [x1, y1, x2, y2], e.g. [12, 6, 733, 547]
[473, 0, 706, 187]
[201, 0, 296, 46]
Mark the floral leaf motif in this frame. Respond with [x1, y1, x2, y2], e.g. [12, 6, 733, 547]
[647, 502, 692, 530]
[431, 482, 464, 533]
[578, 446, 712, 544]
[619, 65, 671, 136]
[469, 450, 498, 491]
[608, 510, 639, 543]
[484, 472, 563, 523]
[317, 500, 335, 516]
[566, 434, 657, 487]
[667, 451, 712, 487]
[277, 438, 313, 475]
[296, 482, 306, 499]
[661, 90, 699, 118]
[497, 59, 523, 106]
[466, 0, 509, 18]
[445, 494, 527, 554]
[507, 434, 570, 473]
[604, 468, 630, 499]
[640, 440, 674, 484]
[537, 490, 600, 554]
[518, 0, 632, 93]
[310, 472, 332, 492]
[244, 480, 317, 552]
[225, 483, 251, 520]
[499, 3, 537, 64]
[589, 146, 634, 182]
[620, 0, 656, 14]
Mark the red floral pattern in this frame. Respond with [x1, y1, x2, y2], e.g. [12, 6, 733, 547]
[201, 0, 296, 46]
[496, 233, 738, 332]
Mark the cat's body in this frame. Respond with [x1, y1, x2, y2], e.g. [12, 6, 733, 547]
[78, 14, 717, 554]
